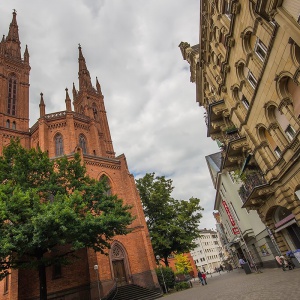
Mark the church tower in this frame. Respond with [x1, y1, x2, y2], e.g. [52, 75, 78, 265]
[72, 45, 115, 158]
[0, 11, 160, 300]
[0, 11, 30, 153]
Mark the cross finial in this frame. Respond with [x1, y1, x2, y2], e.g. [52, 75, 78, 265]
[78, 43, 81, 48]
[13, 9, 17, 13]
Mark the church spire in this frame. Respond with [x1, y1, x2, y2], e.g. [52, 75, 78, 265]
[24, 44, 29, 64]
[39, 93, 46, 117]
[78, 44, 93, 91]
[6, 10, 21, 59]
[65, 88, 72, 111]
[96, 77, 102, 95]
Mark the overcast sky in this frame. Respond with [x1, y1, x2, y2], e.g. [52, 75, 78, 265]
[1, 0, 220, 230]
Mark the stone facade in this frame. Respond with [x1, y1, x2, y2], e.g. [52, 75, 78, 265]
[0, 11, 159, 300]
[180, 0, 300, 256]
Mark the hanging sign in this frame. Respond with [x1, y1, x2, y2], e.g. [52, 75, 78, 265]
[222, 200, 235, 226]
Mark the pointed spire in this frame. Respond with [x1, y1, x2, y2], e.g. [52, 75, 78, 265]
[65, 88, 72, 111]
[24, 44, 29, 64]
[6, 9, 21, 59]
[78, 44, 93, 91]
[72, 82, 77, 99]
[96, 77, 102, 95]
[39, 93, 46, 117]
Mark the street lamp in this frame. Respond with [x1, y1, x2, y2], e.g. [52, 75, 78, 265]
[94, 265, 101, 300]
[155, 255, 168, 293]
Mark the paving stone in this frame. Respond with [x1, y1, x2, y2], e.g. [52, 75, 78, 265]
[163, 268, 300, 300]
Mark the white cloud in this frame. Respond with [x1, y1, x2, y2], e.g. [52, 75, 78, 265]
[0, 0, 220, 229]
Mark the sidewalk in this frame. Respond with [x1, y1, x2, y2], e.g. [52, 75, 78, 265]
[163, 267, 300, 300]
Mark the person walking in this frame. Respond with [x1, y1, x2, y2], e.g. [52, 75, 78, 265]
[197, 270, 205, 286]
[239, 257, 246, 269]
[202, 272, 207, 285]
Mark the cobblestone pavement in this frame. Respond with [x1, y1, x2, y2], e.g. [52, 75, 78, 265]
[163, 267, 300, 300]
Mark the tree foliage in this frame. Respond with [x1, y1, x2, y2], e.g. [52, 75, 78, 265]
[0, 140, 134, 299]
[155, 266, 175, 292]
[174, 254, 193, 275]
[136, 172, 203, 266]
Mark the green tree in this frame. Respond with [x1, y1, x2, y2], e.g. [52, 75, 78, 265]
[0, 140, 134, 300]
[174, 254, 193, 275]
[155, 266, 175, 292]
[136, 172, 203, 266]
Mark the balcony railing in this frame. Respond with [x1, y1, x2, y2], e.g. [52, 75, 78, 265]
[238, 171, 267, 204]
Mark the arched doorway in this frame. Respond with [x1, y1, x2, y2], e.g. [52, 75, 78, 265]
[110, 242, 129, 286]
[274, 206, 300, 250]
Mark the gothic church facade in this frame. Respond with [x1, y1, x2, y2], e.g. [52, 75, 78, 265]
[0, 12, 159, 300]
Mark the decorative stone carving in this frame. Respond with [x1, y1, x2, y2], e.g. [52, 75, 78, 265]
[231, 2, 241, 15]
[223, 64, 230, 73]
[227, 37, 235, 48]
[221, 86, 227, 93]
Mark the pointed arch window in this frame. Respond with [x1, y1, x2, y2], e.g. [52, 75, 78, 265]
[100, 175, 112, 196]
[6, 120, 10, 128]
[55, 134, 64, 156]
[79, 134, 87, 154]
[12, 121, 16, 130]
[7, 75, 17, 115]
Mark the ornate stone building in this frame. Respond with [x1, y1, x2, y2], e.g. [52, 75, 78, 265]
[0, 11, 159, 300]
[180, 0, 300, 256]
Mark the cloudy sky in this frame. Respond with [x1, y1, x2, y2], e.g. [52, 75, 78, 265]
[1, 0, 220, 230]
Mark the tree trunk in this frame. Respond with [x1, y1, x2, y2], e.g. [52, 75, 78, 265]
[38, 259, 47, 300]
[163, 256, 169, 267]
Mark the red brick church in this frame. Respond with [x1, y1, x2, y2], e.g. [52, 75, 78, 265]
[0, 11, 160, 300]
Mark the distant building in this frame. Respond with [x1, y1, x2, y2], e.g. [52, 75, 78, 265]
[207, 152, 279, 268]
[191, 229, 224, 273]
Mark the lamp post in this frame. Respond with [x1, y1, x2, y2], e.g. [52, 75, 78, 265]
[155, 255, 168, 294]
[94, 265, 101, 300]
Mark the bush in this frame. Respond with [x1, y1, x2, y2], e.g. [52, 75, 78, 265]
[175, 281, 190, 291]
[155, 267, 175, 292]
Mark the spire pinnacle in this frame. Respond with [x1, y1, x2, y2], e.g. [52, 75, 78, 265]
[24, 44, 29, 64]
[39, 93, 45, 117]
[72, 82, 77, 99]
[96, 77, 102, 95]
[78, 44, 93, 91]
[6, 10, 21, 59]
[65, 88, 72, 111]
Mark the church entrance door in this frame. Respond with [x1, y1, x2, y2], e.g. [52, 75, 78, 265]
[112, 259, 127, 286]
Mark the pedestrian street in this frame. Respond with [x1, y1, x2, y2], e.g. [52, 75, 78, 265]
[163, 267, 300, 300]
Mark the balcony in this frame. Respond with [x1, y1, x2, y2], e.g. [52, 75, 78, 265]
[239, 172, 267, 204]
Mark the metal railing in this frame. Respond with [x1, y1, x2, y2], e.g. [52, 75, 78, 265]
[238, 171, 267, 204]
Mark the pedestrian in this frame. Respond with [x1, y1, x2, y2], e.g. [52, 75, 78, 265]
[197, 270, 205, 286]
[202, 272, 207, 285]
[239, 257, 246, 269]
